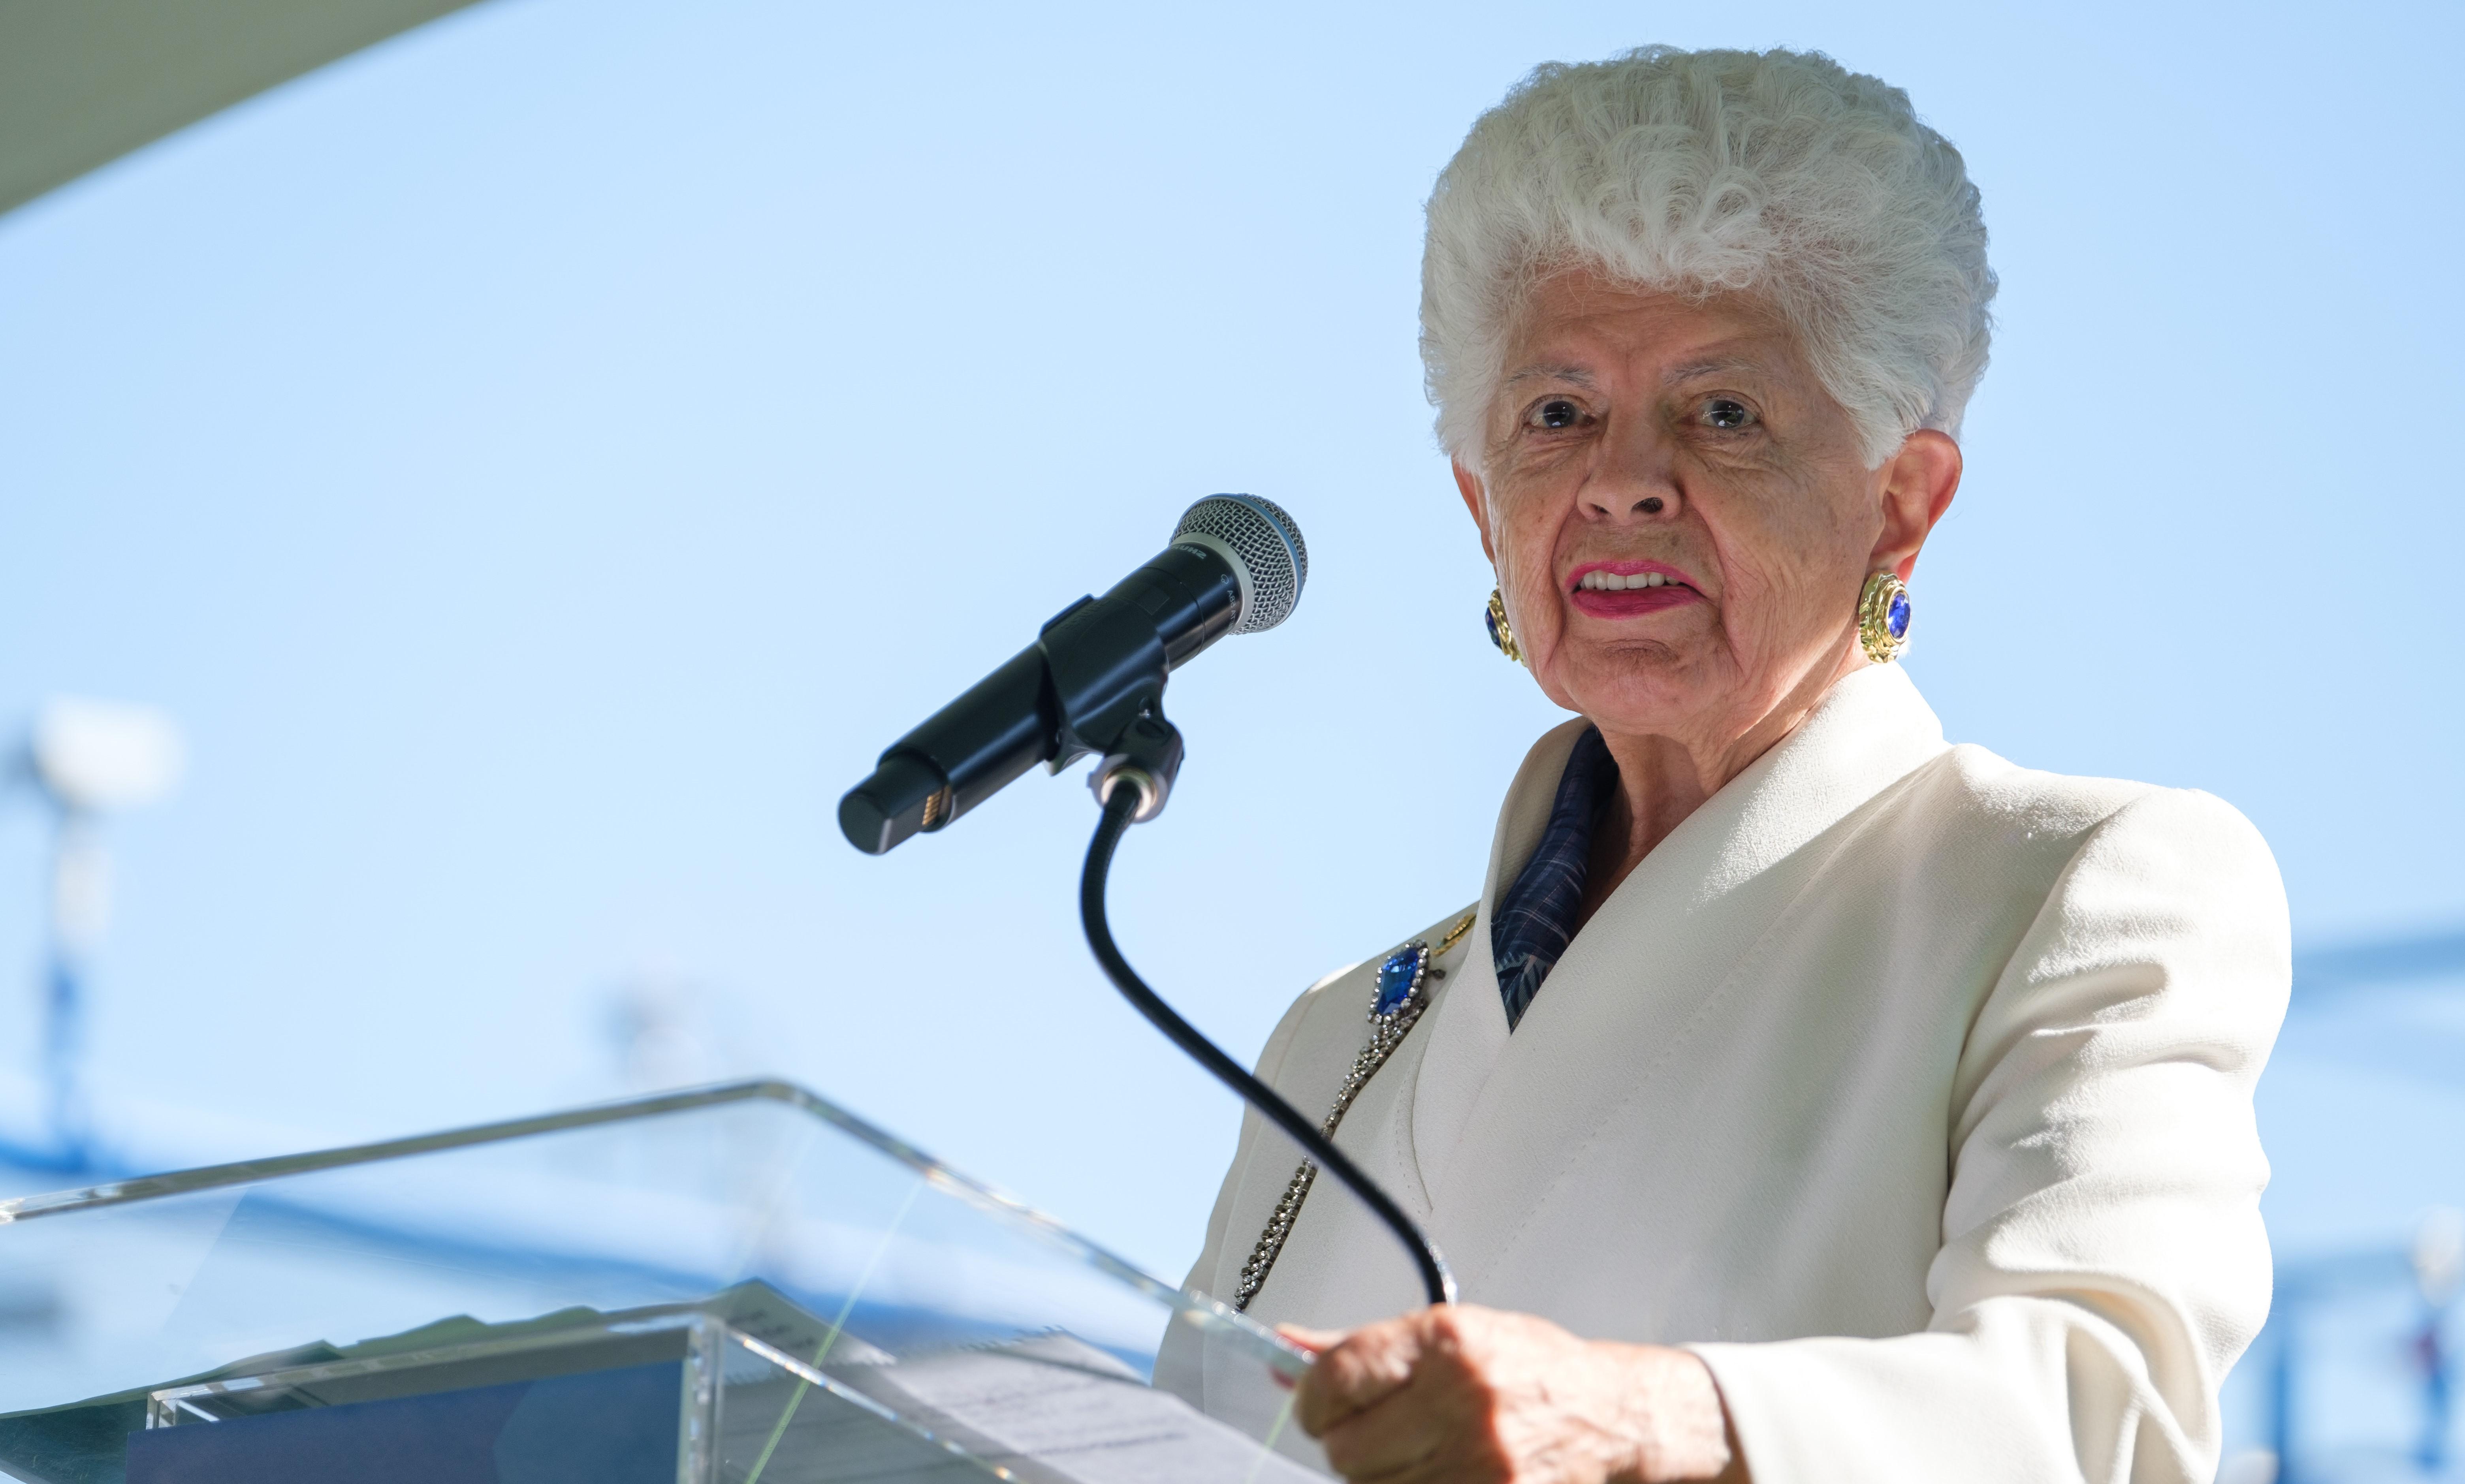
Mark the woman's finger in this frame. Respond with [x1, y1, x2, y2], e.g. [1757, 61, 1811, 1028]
[1316, 1366, 1485, 1483]
[1293, 1316, 1429, 1436]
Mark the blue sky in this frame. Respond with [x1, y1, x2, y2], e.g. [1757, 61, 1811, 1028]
[0, 0, 2460, 1293]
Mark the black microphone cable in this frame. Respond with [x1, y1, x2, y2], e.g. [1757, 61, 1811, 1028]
[1078, 777, 1458, 1310]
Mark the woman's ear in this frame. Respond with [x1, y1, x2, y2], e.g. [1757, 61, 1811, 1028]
[1871, 430, 1961, 580]
[1454, 460, 1497, 566]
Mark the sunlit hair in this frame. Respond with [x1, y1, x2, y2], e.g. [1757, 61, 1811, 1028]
[1422, 46, 1995, 470]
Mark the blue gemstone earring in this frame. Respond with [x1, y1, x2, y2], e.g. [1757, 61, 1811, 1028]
[1485, 588, 1524, 664]
[1857, 571, 1912, 663]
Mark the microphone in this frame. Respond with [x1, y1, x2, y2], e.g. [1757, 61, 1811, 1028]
[838, 495, 1307, 855]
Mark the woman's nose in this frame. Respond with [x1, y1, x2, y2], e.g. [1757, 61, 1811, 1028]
[1579, 422, 1681, 523]
[1580, 483, 1678, 523]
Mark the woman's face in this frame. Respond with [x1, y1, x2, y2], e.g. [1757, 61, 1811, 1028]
[1460, 268, 1959, 758]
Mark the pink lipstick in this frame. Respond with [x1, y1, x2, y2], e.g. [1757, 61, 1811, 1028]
[1565, 559, 1702, 619]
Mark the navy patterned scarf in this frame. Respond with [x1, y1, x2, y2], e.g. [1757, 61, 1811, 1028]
[1491, 726, 1622, 1030]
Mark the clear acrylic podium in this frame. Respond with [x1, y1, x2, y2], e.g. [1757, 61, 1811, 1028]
[0, 1081, 1326, 1483]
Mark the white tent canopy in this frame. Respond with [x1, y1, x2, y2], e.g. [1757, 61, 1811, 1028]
[0, 0, 480, 217]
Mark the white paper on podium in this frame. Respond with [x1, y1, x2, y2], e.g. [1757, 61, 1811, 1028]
[824, 1333, 1323, 1484]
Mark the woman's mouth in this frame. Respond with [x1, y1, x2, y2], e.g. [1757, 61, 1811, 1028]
[1566, 561, 1701, 618]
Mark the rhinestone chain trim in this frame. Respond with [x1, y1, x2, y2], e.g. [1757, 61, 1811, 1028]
[1232, 911, 1475, 1312]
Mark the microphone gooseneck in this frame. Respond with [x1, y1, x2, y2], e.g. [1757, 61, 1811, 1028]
[1078, 768, 1458, 1310]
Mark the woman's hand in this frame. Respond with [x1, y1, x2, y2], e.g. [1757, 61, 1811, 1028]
[1283, 1305, 1744, 1484]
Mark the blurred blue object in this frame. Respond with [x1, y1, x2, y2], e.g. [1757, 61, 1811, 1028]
[2300, 933, 2465, 1004]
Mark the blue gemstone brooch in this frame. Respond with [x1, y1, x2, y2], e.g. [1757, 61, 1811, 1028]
[1234, 910, 1477, 1311]
[1373, 941, 1430, 1018]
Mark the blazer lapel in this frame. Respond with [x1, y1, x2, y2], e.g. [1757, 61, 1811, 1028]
[1416, 666, 1951, 1280]
[1406, 718, 1589, 1205]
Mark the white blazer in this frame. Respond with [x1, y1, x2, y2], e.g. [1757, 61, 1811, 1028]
[1170, 663, 2288, 1484]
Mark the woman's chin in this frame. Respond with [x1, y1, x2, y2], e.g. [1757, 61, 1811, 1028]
[1543, 652, 1722, 733]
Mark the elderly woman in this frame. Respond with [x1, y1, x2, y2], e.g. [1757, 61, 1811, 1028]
[1170, 46, 2287, 1484]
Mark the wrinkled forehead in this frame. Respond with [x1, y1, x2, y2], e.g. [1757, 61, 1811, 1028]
[1493, 273, 1809, 397]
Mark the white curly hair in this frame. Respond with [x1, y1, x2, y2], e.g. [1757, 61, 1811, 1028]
[1422, 46, 1995, 470]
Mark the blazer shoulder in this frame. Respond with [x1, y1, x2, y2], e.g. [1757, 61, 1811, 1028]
[1913, 743, 2150, 832]
[1904, 748, 2289, 986]
[1910, 743, 2270, 858]
[1871, 751, 2284, 963]
[2054, 784, 2290, 955]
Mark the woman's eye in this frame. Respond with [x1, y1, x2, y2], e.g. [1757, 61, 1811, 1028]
[1700, 397, 1755, 431]
[1529, 398, 1583, 431]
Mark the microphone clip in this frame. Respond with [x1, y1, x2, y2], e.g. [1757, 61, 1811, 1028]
[1088, 708, 1184, 825]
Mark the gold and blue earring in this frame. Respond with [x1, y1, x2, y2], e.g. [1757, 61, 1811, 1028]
[1485, 588, 1523, 664]
[1857, 571, 1912, 663]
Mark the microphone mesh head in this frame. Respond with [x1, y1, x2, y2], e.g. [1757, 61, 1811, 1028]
[1173, 494, 1308, 634]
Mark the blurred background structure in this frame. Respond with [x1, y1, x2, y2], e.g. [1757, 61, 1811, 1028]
[0, 1, 2459, 1477]
[19, 696, 185, 1165]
